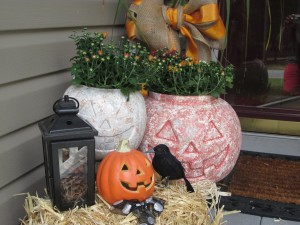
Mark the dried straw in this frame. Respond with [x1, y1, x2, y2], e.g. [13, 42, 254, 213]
[20, 180, 236, 225]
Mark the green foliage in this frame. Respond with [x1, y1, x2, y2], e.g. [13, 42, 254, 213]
[144, 49, 234, 97]
[69, 28, 152, 97]
[69, 29, 234, 98]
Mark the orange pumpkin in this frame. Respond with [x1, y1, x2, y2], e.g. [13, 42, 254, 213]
[96, 140, 155, 205]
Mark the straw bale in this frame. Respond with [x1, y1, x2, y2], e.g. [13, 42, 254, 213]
[20, 180, 230, 225]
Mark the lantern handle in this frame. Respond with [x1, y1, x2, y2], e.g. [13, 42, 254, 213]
[53, 95, 80, 115]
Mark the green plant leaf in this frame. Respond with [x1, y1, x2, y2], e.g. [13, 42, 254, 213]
[265, 0, 272, 51]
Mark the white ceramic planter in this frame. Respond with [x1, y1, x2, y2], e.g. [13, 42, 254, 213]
[64, 85, 147, 160]
[139, 92, 242, 182]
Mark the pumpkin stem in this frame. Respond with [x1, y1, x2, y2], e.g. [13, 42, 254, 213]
[116, 139, 131, 153]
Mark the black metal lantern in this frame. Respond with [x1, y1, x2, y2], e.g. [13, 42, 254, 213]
[38, 95, 98, 211]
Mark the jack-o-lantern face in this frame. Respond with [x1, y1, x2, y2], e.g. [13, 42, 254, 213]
[119, 160, 154, 193]
[96, 145, 155, 205]
[140, 93, 242, 182]
[64, 85, 147, 160]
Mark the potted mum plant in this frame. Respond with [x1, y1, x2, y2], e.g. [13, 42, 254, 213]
[144, 49, 234, 97]
[139, 49, 242, 183]
[68, 28, 152, 97]
[64, 28, 152, 160]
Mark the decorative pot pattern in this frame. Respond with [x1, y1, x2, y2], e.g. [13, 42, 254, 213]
[139, 92, 242, 182]
[64, 85, 147, 160]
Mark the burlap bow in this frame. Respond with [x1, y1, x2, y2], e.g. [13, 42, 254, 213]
[126, 0, 226, 61]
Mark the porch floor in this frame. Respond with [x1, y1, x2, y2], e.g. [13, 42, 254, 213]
[223, 212, 300, 225]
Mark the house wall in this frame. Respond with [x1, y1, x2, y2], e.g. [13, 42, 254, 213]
[0, 1, 126, 224]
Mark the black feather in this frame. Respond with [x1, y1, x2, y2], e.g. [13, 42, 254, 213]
[151, 144, 194, 193]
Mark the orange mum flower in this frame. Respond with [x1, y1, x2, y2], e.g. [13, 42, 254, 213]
[179, 61, 187, 67]
[148, 55, 154, 61]
[102, 32, 108, 38]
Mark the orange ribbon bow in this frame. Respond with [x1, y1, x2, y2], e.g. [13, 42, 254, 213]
[126, 0, 226, 61]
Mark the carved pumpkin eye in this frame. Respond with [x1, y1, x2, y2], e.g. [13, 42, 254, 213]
[122, 164, 129, 171]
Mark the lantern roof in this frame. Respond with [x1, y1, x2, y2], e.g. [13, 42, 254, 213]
[38, 96, 98, 141]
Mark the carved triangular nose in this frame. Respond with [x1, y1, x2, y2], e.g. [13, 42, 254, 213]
[99, 119, 111, 129]
[182, 142, 200, 154]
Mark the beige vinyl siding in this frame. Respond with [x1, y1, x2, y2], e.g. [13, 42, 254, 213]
[0, 0, 126, 224]
[0, 166, 46, 224]
[0, 0, 125, 31]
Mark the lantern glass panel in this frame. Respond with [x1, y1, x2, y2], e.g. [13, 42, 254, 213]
[51, 139, 95, 210]
[58, 145, 88, 205]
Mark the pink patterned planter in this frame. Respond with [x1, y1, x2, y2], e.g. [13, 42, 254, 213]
[139, 92, 242, 182]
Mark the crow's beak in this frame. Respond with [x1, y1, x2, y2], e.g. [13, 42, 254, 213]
[144, 148, 155, 154]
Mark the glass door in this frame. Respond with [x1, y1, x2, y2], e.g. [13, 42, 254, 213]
[220, 0, 300, 135]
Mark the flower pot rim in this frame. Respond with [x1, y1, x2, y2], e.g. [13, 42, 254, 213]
[71, 84, 122, 91]
[70, 84, 143, 95]
[148, 91, 219, 102]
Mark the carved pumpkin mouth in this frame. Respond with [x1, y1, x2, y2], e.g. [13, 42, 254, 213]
[181, 144, 231, 179]
[146, 143, 231, 180]
[94, 127, 136, 159]
[121, 176, 154, 192]
[95, 126, 135, 150]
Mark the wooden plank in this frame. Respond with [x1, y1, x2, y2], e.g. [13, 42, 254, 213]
[0, 166, 45, 225]
[0, 27, 125, 85]
[0, 124, 43, 189]
[0, 0, 126, 31]
[0, 72, 72, 137]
